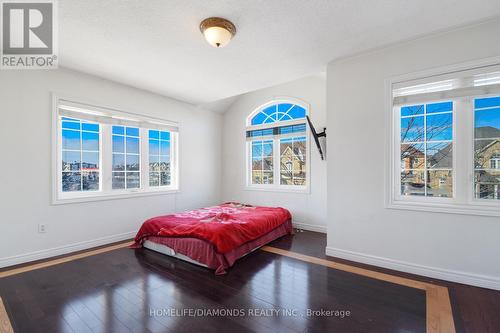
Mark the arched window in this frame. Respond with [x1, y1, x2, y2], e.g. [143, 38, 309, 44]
[246, 100, 309, 188]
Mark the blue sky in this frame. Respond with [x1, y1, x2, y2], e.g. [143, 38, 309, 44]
[475, 108, 500, 129]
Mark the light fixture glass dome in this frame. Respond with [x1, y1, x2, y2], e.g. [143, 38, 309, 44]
[200, 17, 236, 48]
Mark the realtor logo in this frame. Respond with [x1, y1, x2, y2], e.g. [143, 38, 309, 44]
[1, 0, 57, 69]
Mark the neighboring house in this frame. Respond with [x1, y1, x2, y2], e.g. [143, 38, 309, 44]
[400, 126, 500, 198]
[251, 143, 306, 185]
[474, 134, 500, 199]
[280, 145, 306, 185]
[400, 143, 452, 196]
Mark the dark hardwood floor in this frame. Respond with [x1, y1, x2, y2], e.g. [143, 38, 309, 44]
[270, 230, 500, 333]
[0, 231, 498, 332]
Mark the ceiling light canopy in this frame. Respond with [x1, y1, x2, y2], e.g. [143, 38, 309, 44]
[200, 17, 236, 48]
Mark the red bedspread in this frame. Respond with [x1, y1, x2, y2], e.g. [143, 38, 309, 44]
[132, 203, 292, 253]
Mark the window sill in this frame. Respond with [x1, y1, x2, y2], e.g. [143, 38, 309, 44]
[52, 188, 180, 205]
[387, 199, 500, 217]
[244, 185, 310, 194]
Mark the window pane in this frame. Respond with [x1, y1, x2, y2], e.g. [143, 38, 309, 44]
[62, 121, 80, 130]
[112, 126, 124, 135]
[277, 103, 294, 121]
[82, 172, 99, 191]
[401, 143, 424, 169]
[252, 141, 262, 157]
[287, 105, 306, 119]
[280, 170, 293, 185]
[475, 108, 500, 138]
[426, 142, 452, 169]
[401, 116, 424, 142]
[126, 127, 139, 137]
[149, 130, 159, 139]
[112, 172, 125, 189]
[426, 113, 452, 141]
[160, 131, 170, 140]
[399, 101, 453, 199]
[149, 139, 159, 155]
[60, 116, 101, 194]
[252, 157, 263, 171]
[126, 154, 140, 171]
[293, 156, 306, 171]
[292, 171, 306, 185]
[62, 151, 80, 171]
[127, 172, 140, 188]
[160, 155, 170, 171]
[426, 101, 453, 114]
[252, 170, 263, 184]
[82, 132, 99, 151]
[475, 96, 500, 109]
[160, 172, 170, 186]
[126, 137, 139, 154]
[251, 112, 267, 125]
[149, 172, 159, 186]
[251, 103, 305, 125]
[474, 170, 500, 199]
[281, 155, 293, 171]
[112, 135, 124, 153]
[474, 96, 500, 200]
[401, 105, 424, 117]
[401, 170, 425, 196]
[293, 137, 306, 156]
[82, 123, 99, 132]
[474, 139, 500, 169]
[62, 172, 81, 192]
[263, 141, 273, 157]
[62, 130, 80, 150]
[160, 141, 170, 156]
[149, 131, 171, 188]
[149, 155, 160, 171]
[280, 138, 293, 155]
[263, 158, 273, 170]
[262, 172, 273, 185]
[113, 154, 125, 171]
[82, 152, 99, 170]
[279, 124, 306, 135]
[427, 170, 452, 198]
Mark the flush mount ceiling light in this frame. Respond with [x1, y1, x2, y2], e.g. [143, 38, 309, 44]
[200, 17, 236, 48]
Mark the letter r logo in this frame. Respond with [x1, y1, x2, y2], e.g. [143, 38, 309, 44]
[2, 2, 53, 54]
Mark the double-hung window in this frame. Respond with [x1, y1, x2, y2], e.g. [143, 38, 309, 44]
[246, 100, 309, 190]
[389, 63, 500, 215]
[54, 98, 179, 203]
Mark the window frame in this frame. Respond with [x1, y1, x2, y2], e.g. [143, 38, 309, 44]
[394, 99, 457, 204]
[245, 98, 311, 193]
[52, 94, 180, 205]
[386, 56, 500, 216]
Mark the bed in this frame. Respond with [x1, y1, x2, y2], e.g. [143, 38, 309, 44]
[132, 202, 293, 274]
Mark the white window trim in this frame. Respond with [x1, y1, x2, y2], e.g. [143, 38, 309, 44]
[51, 94, 180, 205]
[245, 98, 311, 193]
[385, 56, 500, 217]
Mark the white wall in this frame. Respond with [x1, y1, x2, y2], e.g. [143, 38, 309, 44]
[326, 19, 500, 289]
[0, 68, 222, 266]
[221, 75, 327, 232]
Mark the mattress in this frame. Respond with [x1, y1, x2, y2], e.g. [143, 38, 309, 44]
[143, 239, 208, 267]
[141, 219, 292, 274]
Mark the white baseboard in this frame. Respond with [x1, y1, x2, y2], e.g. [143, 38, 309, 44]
[325, 246, 500, 291]
[293, 222, 327, 233]
[0, 231, 136, 269]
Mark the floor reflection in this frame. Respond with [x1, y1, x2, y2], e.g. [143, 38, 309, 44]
[0, 239, 425, 333]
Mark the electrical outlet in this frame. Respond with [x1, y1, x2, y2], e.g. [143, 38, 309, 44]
[38, 224, 47, 233]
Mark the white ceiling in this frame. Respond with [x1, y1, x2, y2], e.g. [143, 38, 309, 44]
[59, 0, 500, 106]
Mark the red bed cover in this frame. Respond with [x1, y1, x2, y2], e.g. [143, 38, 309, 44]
[132, 203, 292, 254]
